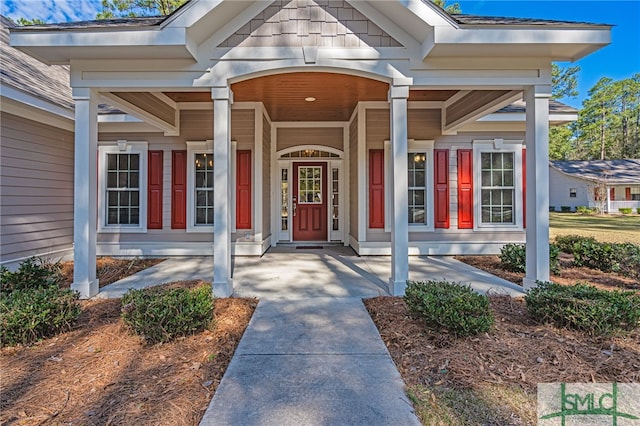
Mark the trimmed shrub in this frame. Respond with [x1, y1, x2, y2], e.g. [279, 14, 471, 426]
[499, 243, 559, 274]
[637, 208, 640, 214]
[549, 206, 556, 212]
[560, 206, 572, 212]
[121, 285, 214, 344]
[404, 280, 494, 337]
[576, 206, 596, 215]
[619, 207, 633, 215]
[1, 285, 81, 347]
[554, 234, 597, 254]
[0, 257, 61, 293]
[525, 281, 640, 336]
[0, 258, 79, 347]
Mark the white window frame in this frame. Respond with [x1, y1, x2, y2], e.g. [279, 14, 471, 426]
[187, 140, 214, 233]
[383, 139, 435, 232]
[472, 139, 524, 231]
[98, 141, 148, 233]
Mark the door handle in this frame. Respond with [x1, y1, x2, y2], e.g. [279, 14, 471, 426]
[293, 203, 297, 216]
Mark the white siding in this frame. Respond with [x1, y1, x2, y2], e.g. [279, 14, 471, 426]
[0, 112, 74, 267]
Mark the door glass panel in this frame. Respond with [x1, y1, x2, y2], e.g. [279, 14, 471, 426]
[332, 168, 339, 231]
[298, 166, 322, 204]
[281, 169, 288, 231]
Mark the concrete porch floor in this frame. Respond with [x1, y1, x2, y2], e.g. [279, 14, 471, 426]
[96, 247, 524, 299]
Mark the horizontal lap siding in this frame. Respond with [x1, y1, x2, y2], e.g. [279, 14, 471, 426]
[0, 112, 74, 264]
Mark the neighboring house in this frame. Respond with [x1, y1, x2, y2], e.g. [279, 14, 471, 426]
[550, 159, 640, 213]
[9, 0, 610, 297]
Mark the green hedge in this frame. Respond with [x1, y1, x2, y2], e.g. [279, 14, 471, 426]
[121, 285, 214, 344]
[499, 243, 560, 274]
[619, 207, 633, 215]
[555, 235, 640, 278]
[404, 280, 494, 337]
[1, 259, 80, 347]
[525, 281, 640, 336]
[1, 287, 81, 347]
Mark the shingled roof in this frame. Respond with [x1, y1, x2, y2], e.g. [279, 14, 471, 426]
[1, 16, 73, 111]
[550, 159, 640, 185]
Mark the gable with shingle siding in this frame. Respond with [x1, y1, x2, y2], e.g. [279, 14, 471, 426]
[219, 0, 402, 48]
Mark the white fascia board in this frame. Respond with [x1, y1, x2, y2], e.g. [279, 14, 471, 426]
[478, 112, 578, 123]
[0, 83, 74, 120]
[10, 27, 194, 63]
[431, 27, 611, 61]
[0, 93, 74, 131]
[98, 114, 144, 123]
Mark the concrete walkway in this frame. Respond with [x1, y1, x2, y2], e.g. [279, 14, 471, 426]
[96, 249, 523, 425]
[199, 297, 421, 426]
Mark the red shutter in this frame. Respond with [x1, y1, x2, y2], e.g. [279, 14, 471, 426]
[369, 149, 385, 229]
[236, 150, 252, 229]
[625, 187, 631, 200]
[522, 148, 526, 228]
[457, 149, 473, 229]
[434, 149, 449, 229]
[147, 150, 163, 229]
[171, 150, 187, 229]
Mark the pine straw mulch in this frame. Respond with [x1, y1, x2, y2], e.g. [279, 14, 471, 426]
[0, 281, 257, 426]
[456, 254, 640, 292]
[59, 257, 165, 289]
[364, 296, 640, 422]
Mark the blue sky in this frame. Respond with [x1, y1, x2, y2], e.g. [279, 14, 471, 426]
[3, 0, 638, 108]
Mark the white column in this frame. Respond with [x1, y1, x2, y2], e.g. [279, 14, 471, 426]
[71, 88, 99, 299]
[524, 85, 551, 290]
[388, 81, 410, 295]
[212, 86, 233, 297]
[606, 186, 611, 213]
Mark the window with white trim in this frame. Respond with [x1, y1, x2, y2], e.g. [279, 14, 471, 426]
[186, 141, 214, 232]
[631, 187, 640, 201]
[98, 142, 148, 232]
[473, 140, 523, 230]
[383, 140, 434, 231]
[480, 152, 515, 224]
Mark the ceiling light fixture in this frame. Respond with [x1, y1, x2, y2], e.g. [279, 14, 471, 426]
[305, 97, 316, 102]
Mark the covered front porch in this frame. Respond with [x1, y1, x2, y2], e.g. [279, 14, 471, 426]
[9, 0, 610, 299]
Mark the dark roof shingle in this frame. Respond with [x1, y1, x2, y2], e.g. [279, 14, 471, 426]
[550, 159, 640, 185]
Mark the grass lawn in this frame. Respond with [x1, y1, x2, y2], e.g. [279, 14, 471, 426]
[550, 212, 640, 244]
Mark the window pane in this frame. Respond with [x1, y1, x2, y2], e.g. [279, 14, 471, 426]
[481, 190, 490, 204]
[129, 154, 139, 170]
[415, 171, 425, 187]
[108, 208, 118, 225]
[492, 171, 502, 186]
[118, 154, 128, 170]
[482, 207, 491, 223]
[130, 172, 139, 188]
[503, 154, 513, 169]
[119, 191, 129, 206]
[481, 171, 491, 186]
[196, 208, 206, 224]
[504, 170, 513, 186]
[107, 154, 117, 170]
[481, 153, 491, 169]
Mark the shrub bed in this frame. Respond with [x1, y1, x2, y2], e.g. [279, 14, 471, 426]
[1, 258, 81, 347]
[121, 284, 214, 344]
[404, 280, 494, 337]
[499, 243, 560, 274]
[525, 281, 640, 336]
[555, 235, 640, 278]
[619, 207, 633, 215]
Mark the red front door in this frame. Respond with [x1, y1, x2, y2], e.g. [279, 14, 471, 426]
[293, 162, 327, 241]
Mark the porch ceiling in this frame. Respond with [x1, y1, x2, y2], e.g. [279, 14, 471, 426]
[165, 74, 464, 122]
